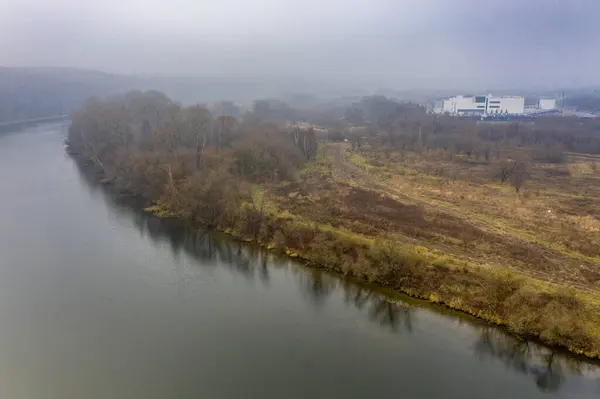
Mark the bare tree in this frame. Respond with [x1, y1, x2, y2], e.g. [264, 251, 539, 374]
[483, 146, 491, 162]
[185, 106, 213, 169]
[511, 160, 529, 193]
[499, 159, 517, 183]
[215, 115, 238, 152]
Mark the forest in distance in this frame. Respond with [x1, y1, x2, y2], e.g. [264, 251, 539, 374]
[67, 90, 600, 359]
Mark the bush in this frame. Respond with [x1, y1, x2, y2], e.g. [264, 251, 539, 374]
[327, 131, 346, 142]
[372, 237, 425, 279]
[533, 144, 566, 164]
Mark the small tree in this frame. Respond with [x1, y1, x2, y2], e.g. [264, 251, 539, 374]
[499, 159, 516, 182]
[511, 160, 529, 193]
[483, 146, 491, 162]
[533, 143, 565, 164]
[327, 131, 345, 142]
[215, 115, 238, 151]
[184, 105, 213, 169]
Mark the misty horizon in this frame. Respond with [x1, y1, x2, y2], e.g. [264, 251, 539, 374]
[2, 0, 600, 91]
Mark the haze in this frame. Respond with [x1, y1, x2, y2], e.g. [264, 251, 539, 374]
[1, 0, 599, 90]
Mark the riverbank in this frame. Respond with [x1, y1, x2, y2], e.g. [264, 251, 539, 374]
[0, 115, 70, 134]
[90, 164, 600, 360]
[21, 124, 600, 398]
[63, 92, 600, 360]
[216, 216, 600, 358]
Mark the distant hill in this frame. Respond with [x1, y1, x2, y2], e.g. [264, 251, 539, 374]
[0, 67, 361, 123]
[0, 67, 139, 123]
[7, 66, 591, 124]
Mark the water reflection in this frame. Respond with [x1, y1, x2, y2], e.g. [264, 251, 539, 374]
[341, 281, 414, 333]
[296, 268, 335, 308]
[474, 327, 597, 393]
[74, 161, 599, 394]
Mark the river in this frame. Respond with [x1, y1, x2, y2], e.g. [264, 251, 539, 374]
[0, 123, 599, 398]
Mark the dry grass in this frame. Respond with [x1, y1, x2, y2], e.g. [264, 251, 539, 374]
[244, 141, 600, 358]
[142, 139, 600, 357]
[347, 145, 600, 284]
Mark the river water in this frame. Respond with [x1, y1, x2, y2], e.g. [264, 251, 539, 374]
[0, 123, 599, 398]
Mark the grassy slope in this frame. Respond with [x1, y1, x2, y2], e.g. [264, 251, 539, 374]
[340, 146, 600, 277]
[255, 143, 600, 358]
[146, 142, 600, 358]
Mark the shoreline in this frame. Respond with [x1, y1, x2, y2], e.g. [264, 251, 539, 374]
[167, 208, 600, 362]
[148, 200, 600, 360]
[70, 151, 600, 361]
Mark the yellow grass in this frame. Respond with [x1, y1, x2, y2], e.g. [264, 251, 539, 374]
[260, 142, 600, 357]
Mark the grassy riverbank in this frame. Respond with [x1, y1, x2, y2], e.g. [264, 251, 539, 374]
[145, 197, 600, 358]
[67, 91, 600, 359]
[141, 145, 600, 358]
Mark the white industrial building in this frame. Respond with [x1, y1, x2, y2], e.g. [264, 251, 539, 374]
[433, 95, 525, 116]
[538, 98, 556, 110]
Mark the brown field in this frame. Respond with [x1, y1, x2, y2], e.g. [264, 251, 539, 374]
[257, 141, 600, 357]
[271, 142, 600, 290]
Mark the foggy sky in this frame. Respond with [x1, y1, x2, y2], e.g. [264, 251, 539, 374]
[1, 0, 599, 90]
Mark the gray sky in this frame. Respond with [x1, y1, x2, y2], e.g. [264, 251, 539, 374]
[1, 0, 599, 89]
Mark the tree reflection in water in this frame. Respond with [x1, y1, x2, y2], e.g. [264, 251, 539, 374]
[293, 266, 413, 334]
[295, 269, 335, 308]
[75, 165, 600, 394]
[474, 327, 596, 393]
[369, 297, 413, 333]
[340, 280, 413, 333]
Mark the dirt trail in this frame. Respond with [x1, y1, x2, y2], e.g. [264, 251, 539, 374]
[323, 143, 599, 291]
[326, 143, 378, 189]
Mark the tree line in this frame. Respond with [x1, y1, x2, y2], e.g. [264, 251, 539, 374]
[67, 91, 318, 227]
[335, 95, 600, 194]
[69, 91, 600, 206]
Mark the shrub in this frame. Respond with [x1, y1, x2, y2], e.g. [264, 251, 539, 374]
[533, 144, 566, 164]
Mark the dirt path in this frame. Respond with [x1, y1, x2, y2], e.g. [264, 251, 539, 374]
[326, 143, 378, 189]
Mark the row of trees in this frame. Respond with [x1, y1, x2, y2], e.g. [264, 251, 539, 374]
[567, 94, 600, 113]
[68, 91, 317, 227]
[337, 95, 600, 157]
[68, 91, 598, 220]
[334, 95, 600, 193]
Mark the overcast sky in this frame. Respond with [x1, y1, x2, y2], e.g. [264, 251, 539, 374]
[1, 0, 599, 89]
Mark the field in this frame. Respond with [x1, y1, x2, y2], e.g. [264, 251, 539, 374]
[258, 139, 600, 357]
[269, 142, 600, 288]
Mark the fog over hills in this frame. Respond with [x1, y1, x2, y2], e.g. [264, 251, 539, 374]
[2, 1, 600, 121]
[3, 1, 600, 88]
[0, 67, 320, 122]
